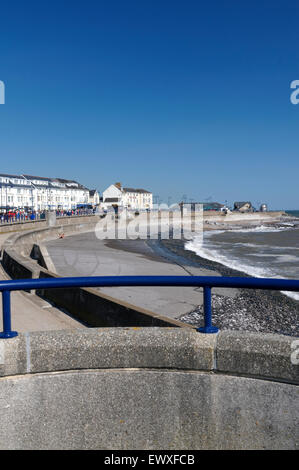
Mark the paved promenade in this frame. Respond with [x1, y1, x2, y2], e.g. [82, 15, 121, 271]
[0, 233, 86, 333]
[45, 232, 238, 320]
[1, 218, 238, 329]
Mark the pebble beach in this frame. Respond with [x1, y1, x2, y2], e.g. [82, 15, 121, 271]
[153, 237, 299, 338]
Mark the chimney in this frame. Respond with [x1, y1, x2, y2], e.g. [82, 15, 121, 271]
[115, 182, 122, 190]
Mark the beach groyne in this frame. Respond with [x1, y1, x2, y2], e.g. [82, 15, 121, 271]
[0, 327, 297, 449]
[202, 210, 286, 222]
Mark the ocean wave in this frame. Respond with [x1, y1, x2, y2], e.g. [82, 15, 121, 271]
[203, 225, 291, 239]
[227, 225, 289, 233]
[185, 238, 273, 278]
[185, 236, 299, 302]
[281, 291, 299, 301]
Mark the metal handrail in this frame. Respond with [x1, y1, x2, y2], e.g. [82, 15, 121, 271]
[1, 275, 299, 338]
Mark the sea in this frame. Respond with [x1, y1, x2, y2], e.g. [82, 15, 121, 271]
[185, 210, 299, 301]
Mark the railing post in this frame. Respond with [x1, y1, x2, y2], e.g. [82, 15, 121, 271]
[0, 290, 18, 338]
[197, 286, 219, 334]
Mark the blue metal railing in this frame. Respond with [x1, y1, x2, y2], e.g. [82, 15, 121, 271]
[1, 275, 299, 338]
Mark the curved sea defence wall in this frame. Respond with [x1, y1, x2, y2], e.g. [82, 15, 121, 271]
[1, 216, 187, 328]
[1, 216, 101, 280]
[0, 214, 99, 234]
[0, 327, 298, 450]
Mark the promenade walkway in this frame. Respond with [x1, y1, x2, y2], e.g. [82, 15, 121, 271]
[45, 232, 238, 320]
[0, 233, 86, 333]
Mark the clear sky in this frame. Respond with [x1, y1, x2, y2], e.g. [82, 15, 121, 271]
[0, 0, 298, 209]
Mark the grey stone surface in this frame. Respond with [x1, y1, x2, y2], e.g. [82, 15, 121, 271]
[0, 369, 297, 450]
[217, 330, 299, 383]
[46, 211, 56, 227]
[0, 262, 85, 334]
[23, 327, 216, 373]
[1, 328, 298, 384]
[0, 335, 27, 377]
[45, 232, 237, 319]
[0, 328, 298, 450]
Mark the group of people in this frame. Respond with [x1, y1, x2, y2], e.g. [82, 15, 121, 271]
[0, 210, 42, 224]
[0, 207, 96, 224]
[55, 208, 95, 217]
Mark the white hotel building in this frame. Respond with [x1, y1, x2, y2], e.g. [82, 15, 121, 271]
[103, 183, 153, 211]
[0, 173, 99, 211]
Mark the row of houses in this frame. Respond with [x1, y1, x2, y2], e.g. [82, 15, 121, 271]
[0, 173, 267, 214]
[0, 174, 153, 212]
[0, 173, 100, 212]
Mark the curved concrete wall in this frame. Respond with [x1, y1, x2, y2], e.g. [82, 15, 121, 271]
[0, 214, 98, 234]
[0, 328, 298, 449]
[1, 218, 187, 328]
[1, 215, 101, 280]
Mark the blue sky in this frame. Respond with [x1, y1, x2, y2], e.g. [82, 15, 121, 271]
[0, 0, 298, 209]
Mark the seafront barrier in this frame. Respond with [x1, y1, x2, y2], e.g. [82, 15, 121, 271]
[0, 211, 298, 449]
[0, 212, 97, 234]
[0, 328, 297, 449]
[1, 214, 187, 328]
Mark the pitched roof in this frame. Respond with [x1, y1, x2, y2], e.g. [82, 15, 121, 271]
[23, 174, 51, 181]
[0, 173, 24, 179]
[123, 187, 151, 194]
[22, 175, 89, 190]
[1, 173, 90, 191]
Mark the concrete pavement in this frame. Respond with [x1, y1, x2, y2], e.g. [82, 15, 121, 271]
[45, 232, 238, 320]
[0, 232, 86, 333]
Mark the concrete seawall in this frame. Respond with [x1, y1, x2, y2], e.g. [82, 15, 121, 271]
[1, 217, 188, 328]
[0, 327, 298, 449]
[0, 214, 98, 234]
[202, 210, 286, 222]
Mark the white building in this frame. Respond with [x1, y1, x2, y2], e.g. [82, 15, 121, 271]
[88, 189, 100, 207]
[0, 173, 99, 211]
[103, 183, 153, 211]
